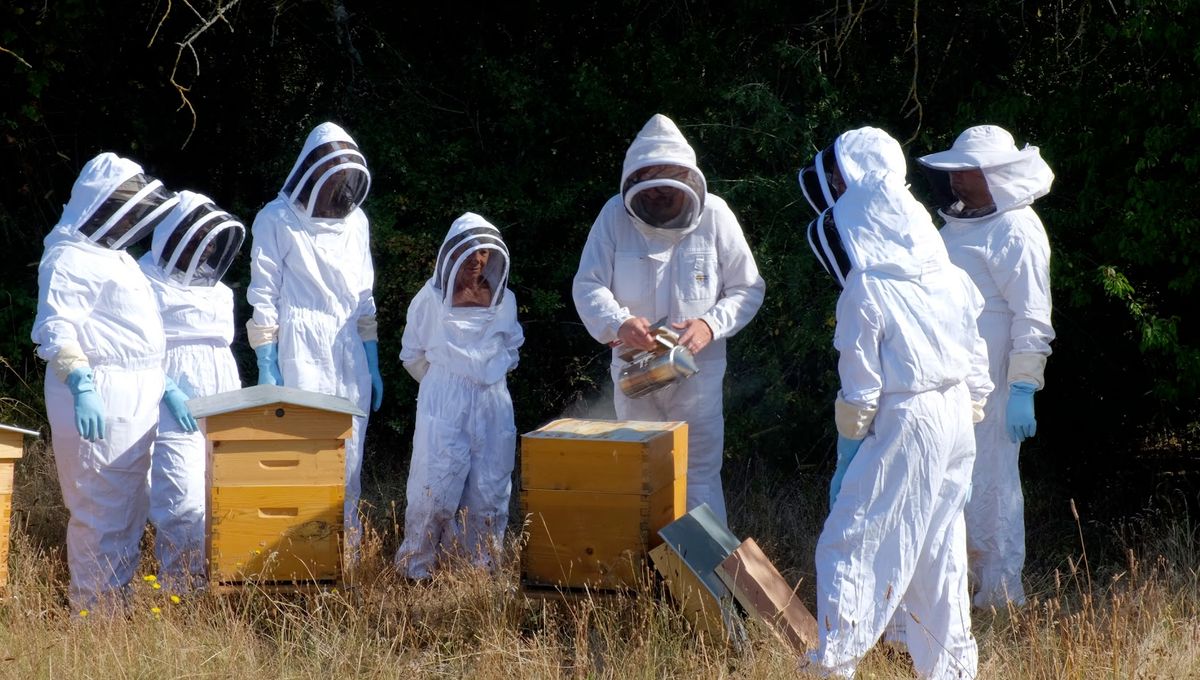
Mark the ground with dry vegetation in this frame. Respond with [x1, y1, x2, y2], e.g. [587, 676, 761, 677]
[1, 439, 1197, 679]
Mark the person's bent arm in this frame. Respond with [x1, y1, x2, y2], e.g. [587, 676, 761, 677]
[698, 206, 765, 342]
[572, 208, 633, 345]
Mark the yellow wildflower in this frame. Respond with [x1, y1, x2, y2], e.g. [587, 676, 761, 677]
[78, 609, 89, 618]
[170, 595, 181, 604]
[151, 582, 161, 590]
[150, 606, 161, 615]
[142, 574, 157, 583]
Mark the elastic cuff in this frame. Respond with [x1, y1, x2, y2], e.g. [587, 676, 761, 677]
[698, 314, 721, 341]
[357, 315, 378, 342]
[972, 399, 987, 424]
[1007, 353, 1047, 389]
[403, 357, 430, 383]
[51, 342, 90, 383]
[608, 310, 635, 344]
[246, 320, 279, 349]
[834, 396, 877, 440]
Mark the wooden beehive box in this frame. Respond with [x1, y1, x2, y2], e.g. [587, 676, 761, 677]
[187, 385, 364, 591]
[521, 418, 687, 589]
[0, 424, 36, 592]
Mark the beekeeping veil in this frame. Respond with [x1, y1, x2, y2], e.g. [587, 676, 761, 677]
[807, 208, 852, 288]
[150, 190, 245, 287]
[433, 212, 510, 308]
[917, 124, 1054, 216]
[620, 114, 707, 233]
[59, 152, 179, 250]
[798, 143, 842, 215]
[808, 127, 949, 286]
[280, 122, 371, 221]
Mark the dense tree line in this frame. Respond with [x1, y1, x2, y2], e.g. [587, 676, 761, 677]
[2, 0, 1197, 517]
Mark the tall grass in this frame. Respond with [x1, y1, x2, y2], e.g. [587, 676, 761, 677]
[1, 438, 1197, 679]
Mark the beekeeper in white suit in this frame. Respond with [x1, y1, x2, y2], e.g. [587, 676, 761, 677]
[802, 127, 992, 679]
[139, 191, 244, 591]
[917, 125, 1055, 608]
[32, 152, 195, 611]
[393, 212, 523, 579]
[246, 122, 383, 547]
[573, 114, 765, 525]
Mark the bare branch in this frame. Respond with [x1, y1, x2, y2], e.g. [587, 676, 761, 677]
[165, 0, 243, 148]
[901, 0, 924, 145]
[0, 45, 33, 70]
[148, 0, 172, 48]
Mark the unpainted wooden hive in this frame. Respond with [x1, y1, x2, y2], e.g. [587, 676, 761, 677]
[520, 418, 687, 589]
[188, 385, 363, 591]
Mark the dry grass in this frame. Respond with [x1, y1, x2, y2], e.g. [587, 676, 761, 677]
[0, 440, 1197, 679]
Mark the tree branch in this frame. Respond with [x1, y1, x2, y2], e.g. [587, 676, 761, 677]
[0, 45, 32, 69]
[162, 0, 242, 148]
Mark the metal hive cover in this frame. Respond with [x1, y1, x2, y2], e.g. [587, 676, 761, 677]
[186, 385, 366, 419]
[657, 503, 742, 599]
[0, 424, 40, 438]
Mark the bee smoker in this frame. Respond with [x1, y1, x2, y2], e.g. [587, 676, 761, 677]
[617, 322, 700, 399]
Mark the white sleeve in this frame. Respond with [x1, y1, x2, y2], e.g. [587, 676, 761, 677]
[399, 285, 433, 380]
[699, 205, 766, 340]
[500, 290, 524, 373]
[354, 214, 378, 329]
[246, 207, 284, 330]
[571, 204, 632, 344]
[989, 212, 1055, 387]
[960, 271, 996, 406]
[832, 276, 884, 438]
[31, 247, 92, 364]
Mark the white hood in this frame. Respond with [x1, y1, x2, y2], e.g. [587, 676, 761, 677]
[833, 126, 909, 187]
[49, 152, 177, 250]
[279, 122, 371, 228]
[827, 126, 949, 281]
[432, 212, 510, 309]
[149, 190, 245, 287]
[620, 114, 708, 234]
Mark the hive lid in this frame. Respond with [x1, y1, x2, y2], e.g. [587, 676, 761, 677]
[524, 418, 686, 442]
[0, 424, 40, 438]
[657, 503, 742, 600]
[187, 385, 366, 419]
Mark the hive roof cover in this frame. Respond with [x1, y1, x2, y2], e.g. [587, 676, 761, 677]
[657, 503, 742, 599]
[0, 424, 40, 437]
[524, 418, 686, 442]
[186, 385, 366, 419]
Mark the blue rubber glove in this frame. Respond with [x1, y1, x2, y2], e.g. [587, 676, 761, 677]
[66, 367, 105, 442]
[163, 376, 198, 433]
[363, 340, 383, 412]
[830, 435, 865, 510]
[1006, 382, 1038, 443]
[255, 343, 283, 386]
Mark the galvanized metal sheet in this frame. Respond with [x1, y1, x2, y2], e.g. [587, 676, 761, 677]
[187, 385, 366, 419]
[656, 503, 741, 599]
[0, 424, 40, 437]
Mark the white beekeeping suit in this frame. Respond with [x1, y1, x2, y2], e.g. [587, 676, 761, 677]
[804, 127, 992, 680]
[246, 122, 380, 547]
[393, 212, 523, 579]
[572, 114, 765, 525]
[32, 152, 182, 610]
[918, 125, 1055, 608]
[138, 190, 244, 591]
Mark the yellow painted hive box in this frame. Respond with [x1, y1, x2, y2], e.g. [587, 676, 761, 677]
[521, 418, 688, 589]
[188, 386, 364, 590]
[0, 424, 35, 592]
